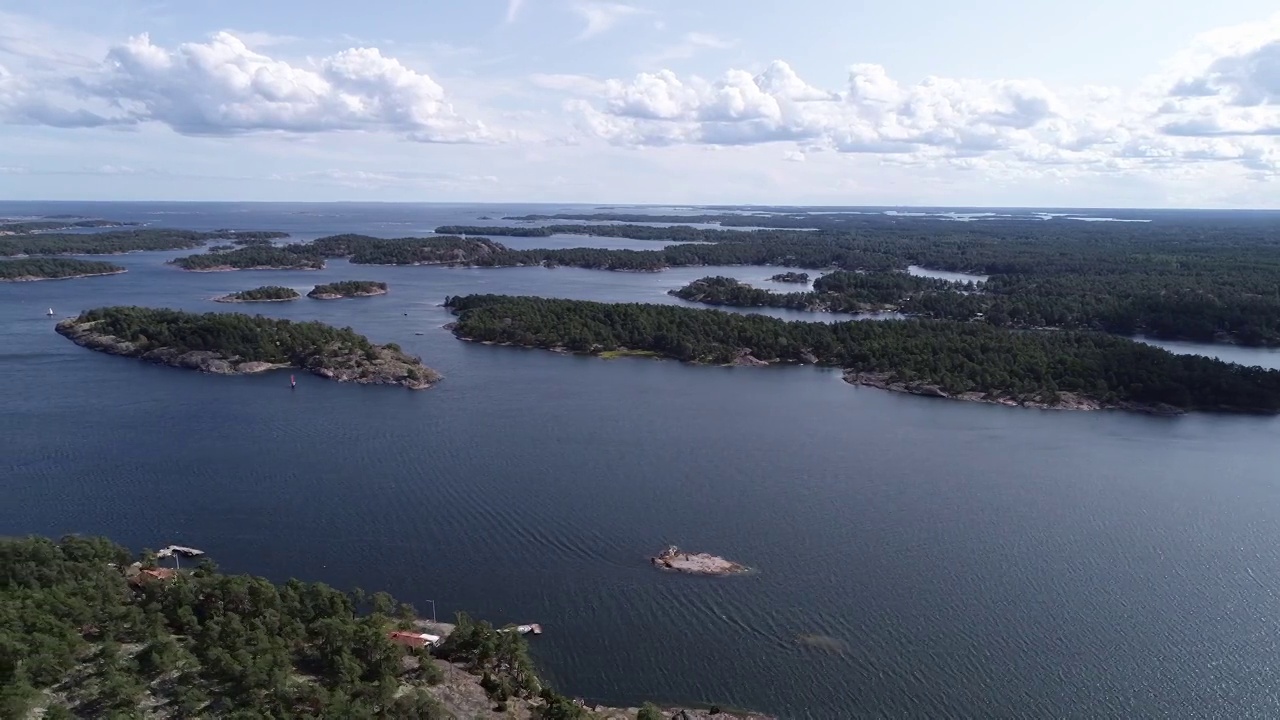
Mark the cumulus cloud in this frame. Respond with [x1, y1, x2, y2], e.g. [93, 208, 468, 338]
[2, 31, 489, 141]
[506, 0, 526, 23]
[570, 14, 1280, 180]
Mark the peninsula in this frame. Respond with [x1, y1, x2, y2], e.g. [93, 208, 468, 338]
[214, 285, 301, 303]
[0, 258, 126, 282]
[651, 546, 749, 576]
[443, 294, 1280, 415]
[171, 234, 506, 270]
[56, 306, 439, 389]
[0, 229, 288, 257]
[308, 280, 389, 299]
[3, 535, 774, 720]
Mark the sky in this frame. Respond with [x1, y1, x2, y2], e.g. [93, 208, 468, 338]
[0, 0, 1278, 207]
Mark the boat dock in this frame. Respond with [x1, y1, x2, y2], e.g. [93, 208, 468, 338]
[501, 623, 543, 636]
[155, 545, 205, 558]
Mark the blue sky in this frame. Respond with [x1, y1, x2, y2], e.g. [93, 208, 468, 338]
[1, 0, 1278, 206]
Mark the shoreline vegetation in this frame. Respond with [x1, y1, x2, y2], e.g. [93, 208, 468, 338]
[0, 258, 127, 282]
[0, 218, 137, 235]
[443, 294, 1280, 415]
[768, 272, 809, 283]
[308, 280, 388, 299]
[1, 535, 774, 720]
[214, 286, 301, 303]
[439, 215, 1280, 347]
[170, 234, 506, 271]
[55, 307, 440, 390]
[0, 229, 289, 257]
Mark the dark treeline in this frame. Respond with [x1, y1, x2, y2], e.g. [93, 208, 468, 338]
[457, 214, 1280, 345]
[671, 273, 968, 312]
[0, 535, 596, 719]
[0, 257, 125, 280]
[173, 235, 506, 270]
[219, 286, 301, 302]
[444, 294, 1280, 412]
[172, 246, 324, 270]
[435, 225, 555, 237]
[0, 219, 136, 234]
[309, 281, 388, 298]
[70, 306, 377, 365]
[769, 272, 809, 283]
[0, 229, 288, 257]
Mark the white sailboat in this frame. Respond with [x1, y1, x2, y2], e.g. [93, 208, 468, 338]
[46, 308, 54, 316]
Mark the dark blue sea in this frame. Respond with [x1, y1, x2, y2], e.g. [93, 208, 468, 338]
[5, 202, 1280, 719]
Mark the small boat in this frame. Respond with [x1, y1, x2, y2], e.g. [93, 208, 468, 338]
[290, 375, 296, 389]
[47, 308, 54, 316]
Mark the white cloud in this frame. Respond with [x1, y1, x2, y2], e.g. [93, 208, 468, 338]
[2, 31, 490, 142]
[568, 14, 1280, 182]
[529, 73, 608, 95]
[574, 2, 643, 40]
[783, 150, 805, 162]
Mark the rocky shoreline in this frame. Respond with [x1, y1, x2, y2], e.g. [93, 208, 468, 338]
[181, 265, 321, 272]
[651, 546, 750, 576]
[309, 289, 388, 300]
[843, 371, 1185, 415]
[449, 334, 1181, 414]
[55, 318, 439, 390]
[213, 295, 299, 303]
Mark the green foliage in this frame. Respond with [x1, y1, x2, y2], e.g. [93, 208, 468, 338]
[638, 702, 665, 720]
[220, 286, 301, 302]
[449, 213, 1280, 346]
[308, 280, 388, 298]
[436, 613, 541, 700]
[445, 294, 1280, 412]
[0, 218, 134, 234]
[672, 273, 966, 312]
[0, 229, 285, 256]
[70, 306, 382, 367]
[0, 258, 125, 280]
[769, 272, 809, 283]
[172, 245, 323, 271]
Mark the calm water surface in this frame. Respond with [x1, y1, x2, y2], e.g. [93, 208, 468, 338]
[5, 203, 1280, 719]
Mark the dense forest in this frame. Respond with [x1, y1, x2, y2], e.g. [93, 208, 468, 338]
[217, 286, 301, 302]
[172, 235, 507, 270]
[444, 294, 1280, 413]
[671, 274, 969, 313]
[444, 214, 1280, 345]
[171, 246, 323, 271]
[58, 306, 439, 389]
[0, 258, 125, 281]
[0, 229, 287, 257]
[0, 535, 639, 719]
[309, 281, 388, 298]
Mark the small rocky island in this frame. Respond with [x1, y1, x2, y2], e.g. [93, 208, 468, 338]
[308, 280, 388, 299]
[0, 258, 126, 282]
[56, 306, 439, 389]
[215, 285, 301, 303]
[769, 272, 810, 283]
[651, 546, 749, 576]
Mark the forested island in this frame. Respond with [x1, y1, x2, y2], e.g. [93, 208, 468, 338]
[214, 286, 301, 303]
[56, 307, 439, 389]
[444, 294, 1280, 414]
[769, 272, 809, 283]
[171, 246, 324, 271]
[441, 215, 1280, 346]
[0, 535, 769, 720]
[0, 218, 136, 234]
[0, 229, 288, 257]
[0, 258, 126, 282]
[171, 235, 506, 271]
[309, 281, 389, 299]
